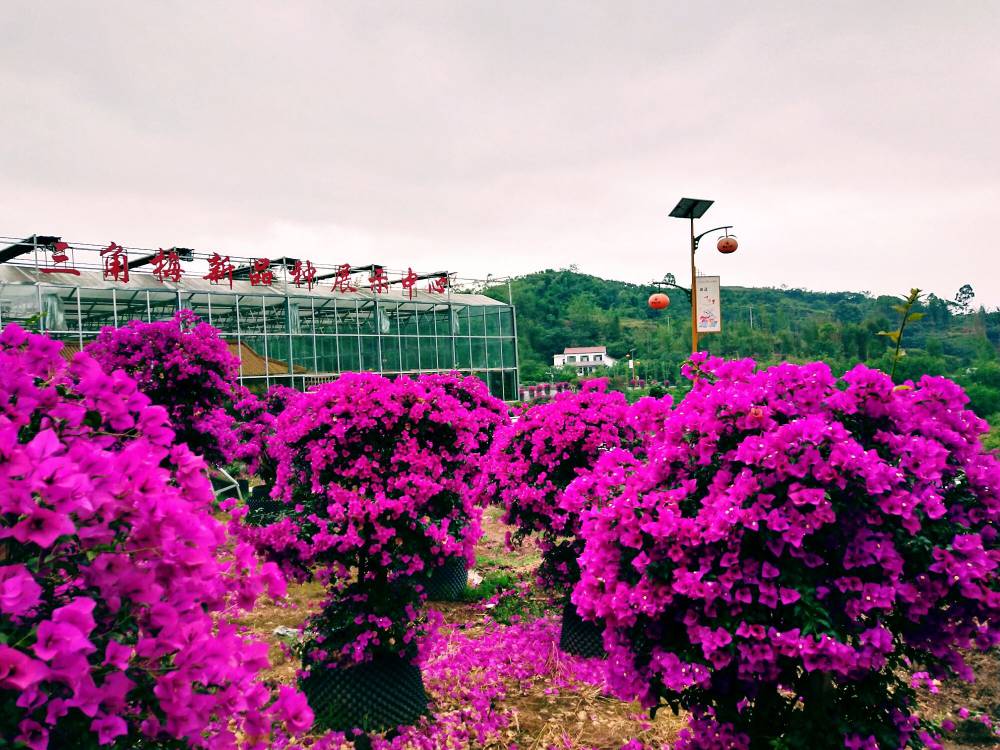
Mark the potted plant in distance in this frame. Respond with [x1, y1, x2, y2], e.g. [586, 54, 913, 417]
[480, 380, 671, 657]
[266, 372, 489, 735]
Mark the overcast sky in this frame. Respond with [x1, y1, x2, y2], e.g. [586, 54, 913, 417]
[2, 1, 998, 305]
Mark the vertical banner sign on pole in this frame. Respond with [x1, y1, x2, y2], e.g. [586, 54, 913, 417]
[696, 276, 722, 334]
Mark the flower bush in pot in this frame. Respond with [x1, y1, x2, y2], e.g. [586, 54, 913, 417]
[0, 324, 310, 749]
[575, 354, 1000, 748]
[264, 372, 493, 733]
[480, 379, 672, 656]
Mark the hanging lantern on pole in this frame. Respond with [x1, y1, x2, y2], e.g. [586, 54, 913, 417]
[717, 233, 738, 254]
[648, 293, 670, 310]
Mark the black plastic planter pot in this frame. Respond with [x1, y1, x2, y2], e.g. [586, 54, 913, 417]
[244, 485, 288, 526]
[421, 556, 469, 601]
[559, 600, 605, 658]
[301, 655, 429, 735]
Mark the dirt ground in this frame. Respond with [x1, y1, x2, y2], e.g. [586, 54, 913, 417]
[237, 507, 999, 749]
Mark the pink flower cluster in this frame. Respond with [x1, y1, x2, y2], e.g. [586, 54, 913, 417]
[227, 385, 280, 476]
[255, 372, 507, 665]
[574, 354, 1000, 746]
[85, 310, 242, 465]
[0, 324, 311, 748]
[481, 380, 671, 592]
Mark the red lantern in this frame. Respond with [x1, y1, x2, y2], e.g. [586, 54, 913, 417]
[717, 236, 738, 254]
[648, 293, 670, 310]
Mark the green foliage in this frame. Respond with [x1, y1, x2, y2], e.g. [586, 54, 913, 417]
[456, 570, 549, 625]
[983, 414, 1000, 453]
[877, 288, 924, 381]
[489, 270, 1000, 418]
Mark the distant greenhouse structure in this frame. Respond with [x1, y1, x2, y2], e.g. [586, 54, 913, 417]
[0, 235, 519, 400]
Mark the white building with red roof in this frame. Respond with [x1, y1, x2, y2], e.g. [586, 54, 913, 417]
[552, 345, 617, 376]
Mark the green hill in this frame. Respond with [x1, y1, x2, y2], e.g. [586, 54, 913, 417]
[482, 269, 1000, 437]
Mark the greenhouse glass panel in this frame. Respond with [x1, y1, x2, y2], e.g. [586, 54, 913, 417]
[400, 336, 419, 372]
[419, 336, 438, 371]
[237, 295, 266, 335]
[240, 335, 269, 378]
[383, 333, 403, 372]
[486, 338, 503, 369]
[359, 336, 380, 370]
[148, 290, 179, 322]
[502, 370, 517, 401]
[0, 285, 38, 328]
[433, 307, 455, 336]
[436, 338, 455, 370]
[39, 286, 77, 334]
[317, 337, 342, 372]
[77, 287, 114, 332]
[289, 297, 314, 333]
[313, 299, 338, 335]
[416, 304, 436, 335]
[291, 334, 316, 374]
[467, 307, 487, 338]
[471, 337, 487, 369]
[455, 338, 473, 369]
[265, 297, 290, 334]
[113, 289, 148, 326]
[358, 303, 379, 335]
[485, 307, 501, 336]
[499, 308, 514, 336]
[487, 371, 504, 399]
[501, 338, 516, 368]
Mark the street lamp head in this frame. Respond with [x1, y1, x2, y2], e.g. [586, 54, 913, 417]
[717, 235, 738, 254]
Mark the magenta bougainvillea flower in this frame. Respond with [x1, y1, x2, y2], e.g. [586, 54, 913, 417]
[574, 354, 1000, 748]
[0, 323, 311, 748]
[85, 309, 242, 465]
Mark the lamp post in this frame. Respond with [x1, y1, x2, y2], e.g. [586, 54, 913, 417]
[667, 197, 738, 354]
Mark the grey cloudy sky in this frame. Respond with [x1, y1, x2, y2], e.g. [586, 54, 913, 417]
[2, 1, 998, 305]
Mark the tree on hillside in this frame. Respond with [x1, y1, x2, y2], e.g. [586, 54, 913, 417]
[955, 283, 975, 312]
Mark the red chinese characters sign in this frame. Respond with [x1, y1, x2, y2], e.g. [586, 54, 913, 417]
[203, 253, 235, 288]
[426, 275, 448, 294]
[249, 258, 273, 287]
[291, 260, 316, 290]
[152, 249, 183, 283]
[40, 242, 80, 276]
[331, 264, 358, 293]
[30, 241, 457, 296]
[101, 242, 129, 283]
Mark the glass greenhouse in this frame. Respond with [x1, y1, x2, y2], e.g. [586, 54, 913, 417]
[0, 236, 520, 400]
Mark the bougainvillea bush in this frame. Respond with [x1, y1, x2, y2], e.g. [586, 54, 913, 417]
[0, 324, 311, 749]
[416, 372, 510, 463]
[85, 309, 241, 464]
[480, 380, 671, 594]
[574, 354, 1000, 749]
[258, 372, 504, 666]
